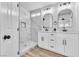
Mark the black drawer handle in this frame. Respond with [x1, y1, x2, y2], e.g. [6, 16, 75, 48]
[50, 39, 54, 41]
[50, 34, 53, 35]
[41, 37, 44, 41]
[50, 46, 54, 48]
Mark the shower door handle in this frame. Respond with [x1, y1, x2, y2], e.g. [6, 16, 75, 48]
[17, 28, 19, 31]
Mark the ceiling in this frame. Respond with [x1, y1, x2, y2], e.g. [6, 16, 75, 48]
[20, 2, 57, 11]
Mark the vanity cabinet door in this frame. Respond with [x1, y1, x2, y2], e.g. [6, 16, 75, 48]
[65, 34, 79, 57]
[55, 33, 65, 55]
[38, 32, 49, 49]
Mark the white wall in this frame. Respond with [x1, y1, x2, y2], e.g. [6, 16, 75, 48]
[20, 2, 57, 11]
[0, 2, 19, 56]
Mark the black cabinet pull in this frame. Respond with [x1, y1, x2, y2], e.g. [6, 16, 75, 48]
[50, 39, 54, 41]
[41, 37, 44, 41]
[50, 46, 54, 48]
[65, 40, 67, 45]
[50, 34, 53, 35]
[62, 40, 64, 45]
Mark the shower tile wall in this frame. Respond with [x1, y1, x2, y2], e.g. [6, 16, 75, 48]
[19, 5, 31, 51]
[31, 9, 41, 42]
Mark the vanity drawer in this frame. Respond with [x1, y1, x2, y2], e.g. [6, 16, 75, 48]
[49, 33, 55, 37]
[49, 39, 55, 42]
[49, 45, 55, 48]
[49, 39, 55, 44]
[49, 33, 56, 43]
[49, 43, 55, 51]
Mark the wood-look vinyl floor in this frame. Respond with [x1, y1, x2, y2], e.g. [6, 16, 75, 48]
[22, 48, 65, 57]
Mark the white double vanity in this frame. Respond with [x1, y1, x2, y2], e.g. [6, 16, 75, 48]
[38, 2, 79, 57]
